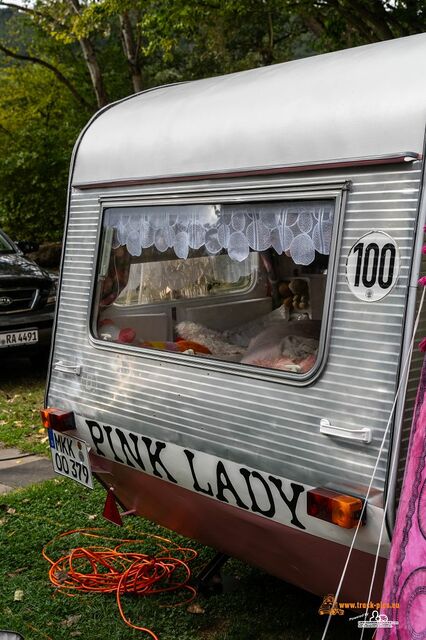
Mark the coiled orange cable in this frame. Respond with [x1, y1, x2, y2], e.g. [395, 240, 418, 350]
[42, 528, 198, 639]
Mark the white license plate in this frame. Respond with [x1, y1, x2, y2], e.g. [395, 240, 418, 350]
[48, 429, 93, 489]
[0, 329, 38, 348]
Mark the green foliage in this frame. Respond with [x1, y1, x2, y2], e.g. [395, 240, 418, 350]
[0, 6, 91, 241]
[0, 63, 87, 241]
[138, 0, 312, 82]
[0, 0, 425, 241]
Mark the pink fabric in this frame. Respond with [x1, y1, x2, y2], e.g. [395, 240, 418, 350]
[377, 355, 426, 639]
[241, 321, 319, 370]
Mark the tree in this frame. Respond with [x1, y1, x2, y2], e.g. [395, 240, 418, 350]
[287, 1, 426, 51]
[76, 0, 144, 93]
[0, 2, 96, 108]
[0, 0, 425, 242]
[0, 62, 85, 241]
[0, 5, 95, 240]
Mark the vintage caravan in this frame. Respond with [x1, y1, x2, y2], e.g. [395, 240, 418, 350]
[43, 33, 426, 601]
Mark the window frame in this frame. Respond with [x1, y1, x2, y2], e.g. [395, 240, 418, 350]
[88, 179, 349, 386]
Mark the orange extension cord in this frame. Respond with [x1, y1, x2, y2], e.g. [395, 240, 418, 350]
[42, 528, 198, 639]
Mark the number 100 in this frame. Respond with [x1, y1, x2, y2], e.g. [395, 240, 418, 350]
[352, 242, 396, 289]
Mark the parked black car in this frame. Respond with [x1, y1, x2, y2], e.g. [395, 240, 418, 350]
[0, 229, 57, 363]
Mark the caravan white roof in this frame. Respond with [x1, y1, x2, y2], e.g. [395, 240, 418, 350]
[72, 33, 426, 187]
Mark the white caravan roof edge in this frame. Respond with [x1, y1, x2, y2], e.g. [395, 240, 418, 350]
[72, 33, 426, 187]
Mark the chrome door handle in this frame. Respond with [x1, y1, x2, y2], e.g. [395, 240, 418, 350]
[320, 418, 371, 444]
[53, 360, 82, 376]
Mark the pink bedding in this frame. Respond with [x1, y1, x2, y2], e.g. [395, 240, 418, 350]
[241, 321, 319, 372]
[177, 319, 320, 373]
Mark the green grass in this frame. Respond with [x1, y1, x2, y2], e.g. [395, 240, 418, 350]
[0, 479, 362, 640]
[0, 359, 48, 455]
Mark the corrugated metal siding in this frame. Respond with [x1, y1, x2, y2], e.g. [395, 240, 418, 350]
[47, 164, 422, 494]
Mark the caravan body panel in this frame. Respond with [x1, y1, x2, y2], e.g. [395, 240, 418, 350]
[46, 34, 426, 598]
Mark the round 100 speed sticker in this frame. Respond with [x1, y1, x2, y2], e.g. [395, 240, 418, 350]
[346, 231, 400, 302]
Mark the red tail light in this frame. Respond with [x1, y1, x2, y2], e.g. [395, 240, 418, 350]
[307, 487, 366, 529]
[40, 408, 76, 432]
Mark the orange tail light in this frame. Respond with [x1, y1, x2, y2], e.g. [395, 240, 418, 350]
[40, 408, 76, 432]
[307, 487, 366, 529]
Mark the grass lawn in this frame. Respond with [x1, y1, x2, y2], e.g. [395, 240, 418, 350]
[0, 478, 360, 640]
[0, 360, 364, 639]
[0, 358, 48, 455]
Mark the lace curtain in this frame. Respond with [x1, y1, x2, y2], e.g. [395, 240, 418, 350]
[104, 201, 334, 266]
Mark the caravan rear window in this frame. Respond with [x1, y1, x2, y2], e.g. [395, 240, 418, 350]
[93, 200, 334, 375]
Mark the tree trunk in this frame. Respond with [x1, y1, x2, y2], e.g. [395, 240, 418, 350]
[328, 0, 395, 41]
[348, 0, 395, 40]
[78, 35, 109, 108]
[119, 10, 143, 93]
[302, 14, 325, 38]
[67, 0, 109, 108]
